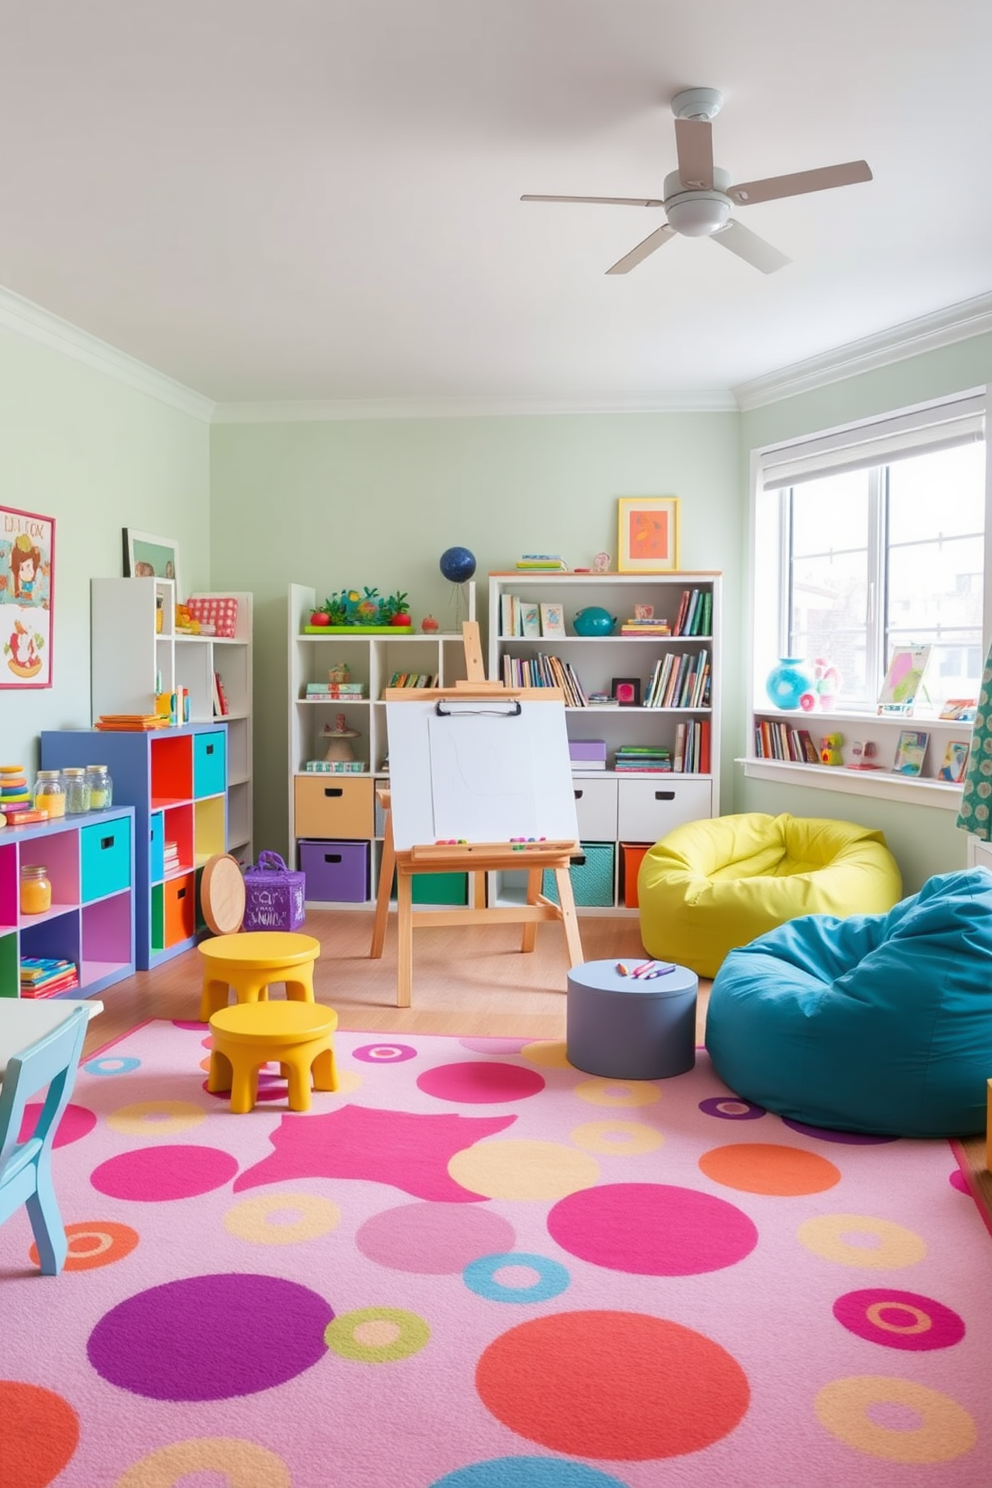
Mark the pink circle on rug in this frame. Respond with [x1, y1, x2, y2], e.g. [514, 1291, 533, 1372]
[19, 1101, 96, 1148]
[949, 1169, 970, 1194]
[417, 1061, 545, 1104]
[357, 1200, 516, 1273]
[476, 1310, 749, 1459]
[833, 1289, 965, 1350]
[173, 1018, 207, 1029]
[91, 1144, 239, 1201]
[353, 1043, 418, 1063]
[459, 1038, 531, 1055]
[204, 1070, 288, 1103]
[548, 1183, 757, 1275]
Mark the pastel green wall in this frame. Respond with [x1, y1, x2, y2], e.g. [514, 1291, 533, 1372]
[0, 324, 210, 774]
[209, 413, 742, 857]
[737, 332, 992, 891]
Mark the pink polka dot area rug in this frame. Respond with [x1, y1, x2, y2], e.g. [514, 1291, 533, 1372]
[3, 1020, 992, 1488]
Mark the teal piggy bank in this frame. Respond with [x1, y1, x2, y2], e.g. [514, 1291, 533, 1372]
[573, 607, 616, 637]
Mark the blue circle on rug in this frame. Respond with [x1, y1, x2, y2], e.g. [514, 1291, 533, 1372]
[84, 1055, 140, 1076]
[430, 1459, 630, 1487]
[87, 1273, 333, 1399]
[463, 1252, 570, 1303]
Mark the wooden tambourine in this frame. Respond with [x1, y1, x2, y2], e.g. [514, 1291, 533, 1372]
[199, 853, 247, 935]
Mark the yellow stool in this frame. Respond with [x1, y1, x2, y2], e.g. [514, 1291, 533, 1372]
[207, 1001, 339, 1114]
[198, 932, 321, 1022]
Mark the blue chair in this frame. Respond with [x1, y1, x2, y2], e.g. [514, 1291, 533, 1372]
[0, 1007, 88, 1274]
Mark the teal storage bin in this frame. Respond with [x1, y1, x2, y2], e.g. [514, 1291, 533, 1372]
[193, 731, 226, 798]
[80, 817, 132, 903]
[149, 811, 164, 883]
[413, 872, 468, 906]
[543, 842, 615, 908]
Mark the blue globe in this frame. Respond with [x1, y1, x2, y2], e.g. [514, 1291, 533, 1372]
[439, 546, 477, 584]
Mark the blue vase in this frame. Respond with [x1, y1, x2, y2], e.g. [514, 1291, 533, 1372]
[766, 656, 815, 711]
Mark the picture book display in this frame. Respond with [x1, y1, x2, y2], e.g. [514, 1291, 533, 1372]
[893, 728, 929, 776]
[938, 739, 970, 782]
[939, 698, 977, 721]
[877, 645, 932, 715]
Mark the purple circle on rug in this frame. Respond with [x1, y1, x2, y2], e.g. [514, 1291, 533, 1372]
[353, 1042, 418, 1063]
[90, 1144, 239, 1201]
[87, 1273, 333, 1399]
[699, 1097, 766, 1121]
[548, 1183, 757, 1276]
[781, 1117, 897, 1144]
[833, 1288, 965, 1350]
[357, 1201, 516, 1273]
[19, 1102, 96, 1148]
[417, 1061, 545, 1104]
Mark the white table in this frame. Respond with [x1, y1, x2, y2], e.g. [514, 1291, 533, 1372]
[0, 999, 104, 1083]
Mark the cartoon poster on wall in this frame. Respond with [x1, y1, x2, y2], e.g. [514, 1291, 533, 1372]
[0, 505, 54, 688]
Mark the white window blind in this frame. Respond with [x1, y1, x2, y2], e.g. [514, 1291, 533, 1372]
[760, 393, 986, 490]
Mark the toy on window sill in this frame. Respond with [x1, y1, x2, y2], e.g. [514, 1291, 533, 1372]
[846, 739, 884, 771]
[819, 732, 844, 766]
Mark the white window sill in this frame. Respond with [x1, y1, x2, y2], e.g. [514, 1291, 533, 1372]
[737, 757, 964, 811]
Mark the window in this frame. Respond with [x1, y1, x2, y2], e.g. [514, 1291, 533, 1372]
[753, 394, 988, 714]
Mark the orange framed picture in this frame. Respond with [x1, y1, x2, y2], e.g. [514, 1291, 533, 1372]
[617, 496, 680, 573]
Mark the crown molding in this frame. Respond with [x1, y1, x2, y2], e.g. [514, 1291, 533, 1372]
[733, 292, 992, 411]
[0, 284, 215, 422]
[210, 389, 738, 423]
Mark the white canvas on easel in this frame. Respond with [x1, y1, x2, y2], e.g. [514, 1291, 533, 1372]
[386, 697, 578, 852]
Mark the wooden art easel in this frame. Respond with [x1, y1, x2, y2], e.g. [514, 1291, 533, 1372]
[370, 622, 584, 1007]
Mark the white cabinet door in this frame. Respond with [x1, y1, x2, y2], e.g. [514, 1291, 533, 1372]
[571, 777, 618, 840]
[617, 778, 712, 842]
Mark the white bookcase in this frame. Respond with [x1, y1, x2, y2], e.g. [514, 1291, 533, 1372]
[288, 583, 469, 903]
[488, 570, 722, 912]
[90, 578, 254, 861]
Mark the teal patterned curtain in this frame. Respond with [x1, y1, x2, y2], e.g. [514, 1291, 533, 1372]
[956, 640, 992, 840]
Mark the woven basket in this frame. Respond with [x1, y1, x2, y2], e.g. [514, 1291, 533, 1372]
[243, 851, 306, 931]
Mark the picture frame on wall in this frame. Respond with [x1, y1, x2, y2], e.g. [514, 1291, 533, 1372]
[122, 528, 182, 597]
[617, 496, 680, 573]
[0, 504, 54, 689]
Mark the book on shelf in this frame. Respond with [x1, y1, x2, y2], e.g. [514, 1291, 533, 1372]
[520, 602, 541, 638]
[893, 728, 929, 775]
[939, 698, 977, 721]
[306, 681, 367, 695]
[877, 646, 932, 715]
[384, 674, 436, 690]
[304, 759, 367, 773]
[938, 739, 970, 782]
[539, 602, 566, 639]
[515, 555, 567, 569]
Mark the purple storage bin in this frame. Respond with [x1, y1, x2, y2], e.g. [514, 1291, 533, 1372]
[243, 851, 306, 930]
[299, 840, 370, 903]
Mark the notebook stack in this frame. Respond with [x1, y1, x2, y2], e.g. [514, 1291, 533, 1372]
[163, 840, 181, 875]
[620, 616, 671, 636]
[615, 745, 672, 773]
[569, 740, 608, 771]
[515, 554, 568, 570]
[20, 958, 80, 998]
[96, 714, 171, 731]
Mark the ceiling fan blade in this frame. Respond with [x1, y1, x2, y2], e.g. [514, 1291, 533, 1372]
[605, 224, 677, 275]
[727, 159, 872, 205]
[713, 219, 791, 274]
[521, 194, 665, 207]
[674, 118, 714, 190]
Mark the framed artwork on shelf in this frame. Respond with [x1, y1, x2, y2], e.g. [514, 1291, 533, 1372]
[939, 698, 977, 721]
[617, 496, 680, 573]
[122, 528, 181, 597]
[893, 729, 929, 776]
[612, 677, 641, 707]
[539, 602, 565, 638]
[877, 645, 932, 715]
[1, 505, 54, 688]
[938, 739, 970, 782]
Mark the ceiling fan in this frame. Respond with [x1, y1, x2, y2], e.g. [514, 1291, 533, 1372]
[521, 87, 872, 275]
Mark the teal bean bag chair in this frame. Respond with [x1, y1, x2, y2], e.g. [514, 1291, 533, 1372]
[705, 868, 992, 1137]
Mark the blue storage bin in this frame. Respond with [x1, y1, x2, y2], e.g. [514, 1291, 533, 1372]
[149, 811, 164, 883]
[193, 731, 226, 799]
[80, 817, 132, 903]
[542, 842, 615, 908]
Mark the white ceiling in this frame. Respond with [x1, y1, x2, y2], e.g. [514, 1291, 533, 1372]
[1, 0, 991, 412]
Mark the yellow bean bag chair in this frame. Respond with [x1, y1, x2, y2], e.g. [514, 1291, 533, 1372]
[638, 813, 902, 979]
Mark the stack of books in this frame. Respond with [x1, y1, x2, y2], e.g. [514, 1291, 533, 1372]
[569, 740, 608, 771]
[303, 681, 368, 700]
[672, 589, 713, 638]
[304, 759, 367, 773]
[615, 745, 672, 773]
[212, 671, 230, 717]
[645, 650, 710, 709]
[386, 673, 438, 688]
[621, 616, 671, 636]
[96, 714, 171, 731]
[500, 653, 588, 706]
[20, 958, 79, 998]
[515, 554, 568, 570]
[163, 840, 181, 875]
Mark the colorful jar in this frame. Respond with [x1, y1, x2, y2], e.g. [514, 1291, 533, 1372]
[62, 767, 91, 814]
[85, 765, 113, 811]
[20, 863, 52, 915]
[33, 769, 66, 818]
[765, 657, 816, 711]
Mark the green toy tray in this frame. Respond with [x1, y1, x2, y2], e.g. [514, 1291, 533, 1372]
[302, 625, 414, 634]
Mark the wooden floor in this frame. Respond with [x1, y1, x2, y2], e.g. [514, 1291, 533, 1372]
[82, 909, 991, 1223]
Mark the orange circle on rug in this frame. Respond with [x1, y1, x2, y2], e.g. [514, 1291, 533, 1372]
[0, 1381, 79, 1488]
[29, 1220, 139, 1271]
[475, 1309, 749, 1459]
[698, 1142, 841, 1196]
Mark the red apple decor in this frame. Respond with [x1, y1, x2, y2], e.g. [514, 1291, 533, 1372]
[421, 615, 439, 633]
[309, 611, 331, 626]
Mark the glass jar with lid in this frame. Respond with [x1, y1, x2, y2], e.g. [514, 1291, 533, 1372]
[20, 863, 52, 915]
[84, 764, 113, 811]
[33, 770, 66, 818]
[62, 767, 91, 814]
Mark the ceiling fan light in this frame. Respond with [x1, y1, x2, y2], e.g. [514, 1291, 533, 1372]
[665, 193, 731, 237]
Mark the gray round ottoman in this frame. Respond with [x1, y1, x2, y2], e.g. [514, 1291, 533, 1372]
[566, 960, 698, 1080]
